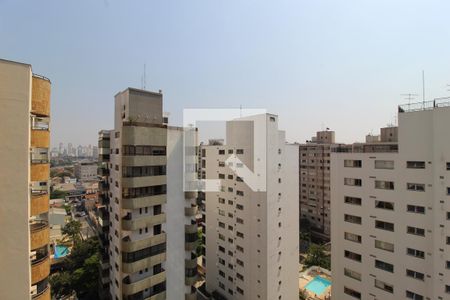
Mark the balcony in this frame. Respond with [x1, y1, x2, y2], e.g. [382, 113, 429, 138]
[31, 181, 49, 196]
[30, 221, 49, 250]
[122, 252, 166, 273]
[30, 164, 49, 182]
[31, 255, 50, 284]
[31, 194, 49, 216]
[122, 271, 166, 295]
[122, 175, 166, 188]
[31, 130, 50, 148]
[185, 258, 197, 269]
[31, 75, 51, 117]
[184, 191, 198, 199]
[122, 156, 166, 167]
[185, 224, 197, 234]
[145, 291, 166, 300]
[32, 284, 50, 300]
[185, 274, 198, 286]
[122, 194, 166, 210]
[184, 206, 198, 217]
[185, 292, 197, 300]
[122, 213, 166, 231]
[122, 233, 167, 252]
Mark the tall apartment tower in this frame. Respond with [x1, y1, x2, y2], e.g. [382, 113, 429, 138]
[331, 101, 450, 300]
[299, 130, 336, 242]
[203, 114, 299, 300]
[103, 88, 198, 300]
[0, 59, 51, 300]
[97, 130, 112, 299]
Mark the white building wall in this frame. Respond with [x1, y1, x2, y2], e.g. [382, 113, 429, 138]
[205, 114, 299, 300]
[331, 106, 450, 300]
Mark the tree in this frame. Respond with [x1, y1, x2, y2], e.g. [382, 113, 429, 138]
[51, 237, 101, 299]
[299, 289, 308, 300]
[62, 219, 83, 242]
[304, 244, 330, 270]
[50, 189, 68, 199]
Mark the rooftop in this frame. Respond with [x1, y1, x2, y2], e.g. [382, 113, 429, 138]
[398, 97, 450, 113]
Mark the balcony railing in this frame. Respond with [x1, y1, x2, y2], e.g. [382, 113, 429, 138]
[398, 97, 450, 113]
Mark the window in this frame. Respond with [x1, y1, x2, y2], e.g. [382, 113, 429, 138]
[375, 220, 394, 231]
[406, 290, 423, 300]
[344, 268, 361, 281]
[407, 183, 425, 192]
[344, 160, 362, 168]
[407, 205, 425, 214]
[375, 259, 394, 273]
[236, 259, 244, 267]
[236, 217, 244, 224]
[236, 245, 244, 253]
[344, 178, 362, 186]
[122, 145, 166, 156]
[375, 180, 394, 190]
[375, 200, 394, 210]
[236, 149, 244, 154]
[407, 226, 425, 236]
[218, 221, 225, 228]
[236, 231, 244, 238]
[375, 279, 394, 293]
[344, 196, 362, 205]
[344, 287, 361, 299]
[344, 214, 362, 225]
[407, 248, 425, 259]
[236, 287, 244, 295]
[375, 240, 394, 252]
[218, 149, 225, 155]
[375, 160, 394, 170]
[218, 173, 225, 179]
[407, 161, 425, 169]
[344, 250, 362, 262]
[236, 273, 244, 281]
[406, 269, 424, 281]
[236, 190, 244, 196]
[218, 198, 225, 204]
[218, 246, 225, 253]
[218, 270, 225, 278]
[446, 285, 450, 294]
[236, 204, 244, 210]
[344, 232, 362, 243]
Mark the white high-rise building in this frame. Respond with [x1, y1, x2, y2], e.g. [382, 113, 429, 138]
[104, 88, 199, 300]
[331, 101, 450, 300]
[203, 114, 299, 300]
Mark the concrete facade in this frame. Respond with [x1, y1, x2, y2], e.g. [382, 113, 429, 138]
[0, 59, 51, 300]
[204, 114, 299, 300]
[331, 102, 450, 300]
[102, 88, 198, 300]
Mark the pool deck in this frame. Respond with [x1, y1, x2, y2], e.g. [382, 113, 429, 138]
[299, 267, 332, 300]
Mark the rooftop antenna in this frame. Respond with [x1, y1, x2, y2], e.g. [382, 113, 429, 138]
[422, 70, 425, 106]
[143, 64, 146, 90]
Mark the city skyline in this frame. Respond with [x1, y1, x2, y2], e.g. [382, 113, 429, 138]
[2, 1, 450, 146]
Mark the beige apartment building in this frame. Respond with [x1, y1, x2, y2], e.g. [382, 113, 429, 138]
[331, 101, 450, 300]
[202, 114, 299, 300]
[0, 59, 51, 300]
[102, 88, 198, 300]
[299, 131, 336, 242]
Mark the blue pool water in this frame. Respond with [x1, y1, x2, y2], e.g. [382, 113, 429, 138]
[305, 276, 331, 295]
[54, 245, 69, 259]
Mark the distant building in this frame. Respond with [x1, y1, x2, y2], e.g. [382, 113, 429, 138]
[0, 58, 51, 300]
[299, 130, 342, 242]
[74, 161, 98, 181]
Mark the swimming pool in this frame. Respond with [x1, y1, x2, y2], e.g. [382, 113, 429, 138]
[54, 245, 70, 259]
[304, 276, 331, 295]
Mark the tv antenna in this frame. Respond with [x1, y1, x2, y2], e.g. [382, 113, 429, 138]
[141, 64, 147, 90]
[401, 93, 418, 104]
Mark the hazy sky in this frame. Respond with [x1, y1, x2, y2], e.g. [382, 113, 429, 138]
[1, 0, 450, 147]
